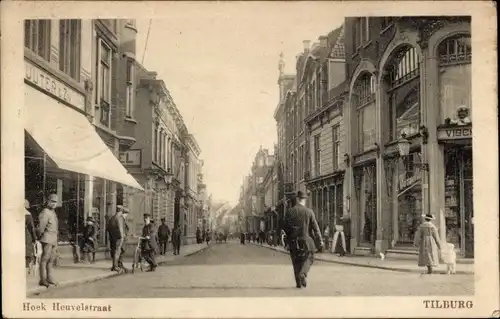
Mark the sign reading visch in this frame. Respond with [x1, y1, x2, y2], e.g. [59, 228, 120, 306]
[437, 126, 472, 141]
[25, 60, 85, 110]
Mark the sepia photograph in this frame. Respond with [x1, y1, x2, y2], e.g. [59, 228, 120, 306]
[1, 1, 498, 318]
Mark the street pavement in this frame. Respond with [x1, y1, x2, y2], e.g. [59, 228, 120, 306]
[33, 241, 474, 298]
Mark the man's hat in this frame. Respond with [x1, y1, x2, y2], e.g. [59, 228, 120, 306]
[87, 216, 95, 222]
[143, 213, 151, 218]
[423, 214, 435, 221]
[48, 194, 58, 202]
[116, 205, 124, 211]
[161, 217, 166, 221]
[296, 190, 308, 199]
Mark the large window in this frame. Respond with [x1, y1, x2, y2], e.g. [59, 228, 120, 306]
[59, 20, 81, 81]
[352, 17, 370, 51]
[125, 59, 135, 117]
[354, 73, 376, 152]
[153, 125, 158, 163]
[438, 35, 472, 123]
[332, 125, 340, 170]
[386, 46, 421, 141]
[24, 20, 51, 61]
[96, 39, 112, 126]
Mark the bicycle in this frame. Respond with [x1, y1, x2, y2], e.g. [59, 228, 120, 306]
[131, 236, 146, 274]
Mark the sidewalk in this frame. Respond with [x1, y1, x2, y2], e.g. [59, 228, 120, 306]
[250, 242, 474, 275]
[27, 243, 208, 296]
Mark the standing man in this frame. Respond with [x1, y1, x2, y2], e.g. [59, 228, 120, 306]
[106, 205, 126, 272]
[37, 194, 59, 287]
[158, 218, 170, 255]
[172, 224, 181, 255]
[141, 214, 158, 272]
[284, 191, 323, 289]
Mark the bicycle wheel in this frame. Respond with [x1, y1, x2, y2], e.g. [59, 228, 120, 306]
[132, 248, 140, 274]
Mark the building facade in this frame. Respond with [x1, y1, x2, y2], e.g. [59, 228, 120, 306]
[343, 16, 472, 258]
[121, 66, 188, 236]
[184, 134, 202, 243]
[301, 26, 348, 234]
[24, 19, 143, 251]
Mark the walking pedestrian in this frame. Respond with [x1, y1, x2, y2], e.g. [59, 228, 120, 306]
[284, 191, 323, 289]
[158, 218, 170, 255]
[196, 227, 202, 244]
[172, 225, 181, 255]
[141, 214, 158, 272]
[106, 205, 126, 272]
[205, 229, 211, 245]
[36, 194, 59, 288]
[414, 214, 442, 274]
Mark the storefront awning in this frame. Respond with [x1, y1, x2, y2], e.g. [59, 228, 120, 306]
[25, 87, 144, 190]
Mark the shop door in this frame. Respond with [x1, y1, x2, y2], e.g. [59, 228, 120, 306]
[462, 150, 474, 258]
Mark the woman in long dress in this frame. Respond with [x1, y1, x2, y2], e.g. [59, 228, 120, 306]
[414, 214, 442, 274]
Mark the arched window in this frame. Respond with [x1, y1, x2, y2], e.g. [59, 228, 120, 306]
[353, 72, 376, 153]
[385, 46, 421, 141]
[438, 35, 472, 124]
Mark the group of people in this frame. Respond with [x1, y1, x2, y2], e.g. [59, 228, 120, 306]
[106, 208, 183, 273]
[24, 193, 186, 287]
[195, 228, 217, 245]
[239, 230, 279, 246]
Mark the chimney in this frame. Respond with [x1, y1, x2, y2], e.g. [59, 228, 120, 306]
[319, 36, 328, 47]
[303, 40, 311, 53]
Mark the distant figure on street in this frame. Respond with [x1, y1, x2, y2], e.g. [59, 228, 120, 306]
[141, 214, 158, 272]
[196, 227, 202, 244]
[205, 229, 211, 245]
[172, 225, 181, 255]
[36, 194, 59, 288]
[284, 191, 323, 289]
[240, 232, 246, 245]
[158, 218, 170, 255]
[414, 214, 442, 274]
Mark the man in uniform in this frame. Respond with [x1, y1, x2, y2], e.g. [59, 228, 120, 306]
[284, 191, 323, 288]
[158, 218, 170, 255]
[37, 194, 59, 287]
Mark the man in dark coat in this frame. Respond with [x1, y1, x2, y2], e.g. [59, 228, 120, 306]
[141, 214, 158, 271]
[172, 225, 182, 255]
[284, 191, 323, 289]
[106, 205, 126, 272]
[158, 218, 170, 255]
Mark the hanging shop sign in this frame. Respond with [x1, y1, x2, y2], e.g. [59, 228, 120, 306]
[397, 166, 422, 196]
[437, 126, 472, 141]
[119, 149, 142, 167]
[25, 60, 86, 110]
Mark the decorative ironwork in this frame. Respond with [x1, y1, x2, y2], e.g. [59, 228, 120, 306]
[438, 35, 471, 66]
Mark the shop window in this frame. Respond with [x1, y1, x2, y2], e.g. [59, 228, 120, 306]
[360, 165, 376, 244]
[335, 184, 343, 225]
[386, 46, 421, 141]
[396, 152, 423, 244]
[24, 20, 51, 61]
[96, 39, 112, 127]
[354, 73, 376, 153]
[125, 59, 135, 118]
[438, 35, 472, 124]
[59, 20, 81, 81]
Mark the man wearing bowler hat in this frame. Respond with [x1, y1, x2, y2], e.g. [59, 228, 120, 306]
[284, 190, 323, 288]
[141, 213, 158, 271]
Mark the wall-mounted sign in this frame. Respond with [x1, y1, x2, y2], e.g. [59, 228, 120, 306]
[25, 60, 86, 110]
[119, 149, 142, 167]
[397, 167, 422, 195]
[437, 126, 472, 140]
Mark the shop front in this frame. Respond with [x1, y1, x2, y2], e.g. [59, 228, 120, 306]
[24, 64, 144, 249]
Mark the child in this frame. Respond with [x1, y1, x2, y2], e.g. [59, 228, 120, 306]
[82, 217, 97, 263]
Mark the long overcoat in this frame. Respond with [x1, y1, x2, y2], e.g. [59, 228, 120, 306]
[414, 221, 441, 267]
[25, 210, 36, 259]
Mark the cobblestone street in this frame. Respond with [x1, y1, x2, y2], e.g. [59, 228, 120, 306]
[34, 242, 474, 298]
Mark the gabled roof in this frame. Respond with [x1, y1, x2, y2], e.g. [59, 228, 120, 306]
[329, 25, 345, 59]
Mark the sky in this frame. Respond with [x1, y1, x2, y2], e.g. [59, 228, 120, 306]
[135, 3, 344, 205]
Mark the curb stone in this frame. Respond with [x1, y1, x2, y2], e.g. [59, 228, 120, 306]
[252, 242, 473, 275]
[27, 245, 209, 296]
